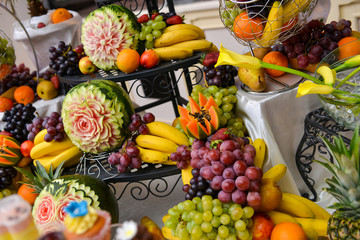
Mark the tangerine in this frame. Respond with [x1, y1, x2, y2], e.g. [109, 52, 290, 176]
[233, 12, 264, 40]
[338, 37, 360, 60]
[52, 8, 72, 24]
[270, 222, 308, 240]
[0, 97, 13, 112]
[14, 85, 35, 105]
[117, 48, 140, 74]
[262, 51, 289, 77]
[18, 184, 39, 205]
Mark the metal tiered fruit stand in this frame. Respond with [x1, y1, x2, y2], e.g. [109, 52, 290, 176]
[61, 0, 204, 201]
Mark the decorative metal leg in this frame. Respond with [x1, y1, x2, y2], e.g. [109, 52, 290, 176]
[295, 108, 354, 201]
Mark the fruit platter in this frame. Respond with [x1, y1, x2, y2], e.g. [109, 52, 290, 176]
[1, 0, 360, 239]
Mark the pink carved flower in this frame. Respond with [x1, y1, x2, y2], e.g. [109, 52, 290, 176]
[34, 195, 55, 225]
[55, 195, 83, 222]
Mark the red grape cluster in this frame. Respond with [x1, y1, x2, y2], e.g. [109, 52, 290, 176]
[204, 65, 238, 88]
[128, 112, 155, 136]
[170, 145, 191, 169]
[282, 19, 352, 68]
[48, 41, 84, 76]
[0, 63, 43, 95]
[27, 111, 65, 142]
[108, 140, 142, 173]
[185, 133, 263, 209]
[2, 103, 36, 142]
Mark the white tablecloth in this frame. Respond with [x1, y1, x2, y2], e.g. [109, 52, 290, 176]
[236, 86, 321, 193]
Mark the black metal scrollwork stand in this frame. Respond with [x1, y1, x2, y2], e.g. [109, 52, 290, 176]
[295, 108, 354, 201]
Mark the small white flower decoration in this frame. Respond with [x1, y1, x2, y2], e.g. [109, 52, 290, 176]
[115, 220, 138, 240]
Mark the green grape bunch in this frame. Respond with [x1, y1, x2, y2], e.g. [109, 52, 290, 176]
[139, 15, 167, 49]
[164, 195, 255, 240]
[0, 31, 16, 67]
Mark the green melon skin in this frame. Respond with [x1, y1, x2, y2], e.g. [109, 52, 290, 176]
[81, 4, 142, 71]
[61, 79, 134, 154]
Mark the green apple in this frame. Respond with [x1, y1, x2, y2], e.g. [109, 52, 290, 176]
[78, 56, 97, 74]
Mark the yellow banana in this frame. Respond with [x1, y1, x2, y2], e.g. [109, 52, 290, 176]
[161, 226, 180, 240]
[262, 163, 287, 182]
[161, 160, 177, 165]
[316, 65, 336, 86]
[163, 23, 205, 39]
[266, 210, 298, 224]
[153, 47, 193, 61]
[283, 192, 331, 220]
[137, 146, 169, 164]
[254, 1, 283, 47]
[294, 218, 328, 237]
[170, 39, 214, 52]
[34, 146, 82, 172]
[136, 134, 179, 154]
[34, 129, 47, 145]
[275, 192, 315, 218]
[252, 138, 267, 169]
[181, 165, 193, 185]
[47, 149, 66, 156]
[146, 121, 189, 146]
[282, 0, 312, 23]
[30, 137, 75, 159]
[154, 29, 199, 48]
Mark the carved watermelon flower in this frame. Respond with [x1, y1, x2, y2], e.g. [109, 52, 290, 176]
[34, 195, 56, 225]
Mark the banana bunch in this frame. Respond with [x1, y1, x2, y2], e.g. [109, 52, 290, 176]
[135, 121, 189, 165]
[260, 162, 330, 239]
[30, 129, 83, 172]
[253, 1, 283, 48]
[153, 24, 217, 61]
[269, 192, 330, 239]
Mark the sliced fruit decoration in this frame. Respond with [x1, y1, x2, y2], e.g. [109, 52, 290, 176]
[15, 161, 119, 235]
[61, 80, 134, 154]
[0, 134, 22, 166]
[81, 4, 141, 71]
[178, 92, 220, 140]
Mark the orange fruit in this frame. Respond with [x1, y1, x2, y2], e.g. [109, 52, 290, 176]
[18, 184, 39, 205]
[0, 97, 13, 112]
[233, 12, 264, 40]
[52, 8, 72, 24]
[262, 51, 289, 77]
[117, 48, 140, 74]
[270, 222, 308, 240]
[14, 85, 35, 105]
[338, 36, 360, 60]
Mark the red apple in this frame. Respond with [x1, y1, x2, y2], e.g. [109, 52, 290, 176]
[50, 75, 60, 89]
[250, 213, 274, 240]
[140, 50, 160, 69]
[20, 140, 34, 157]
[0, 131, 12, 136]
[78, 56, 97, 74]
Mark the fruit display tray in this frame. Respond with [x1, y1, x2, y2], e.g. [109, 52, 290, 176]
[59, 52, 203, 116]
[295, 107, 355, 201]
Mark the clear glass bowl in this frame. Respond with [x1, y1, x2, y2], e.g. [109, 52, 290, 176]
[315, 38, 360, 130]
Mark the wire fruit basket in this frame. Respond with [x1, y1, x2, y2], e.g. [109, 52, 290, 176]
[219, 0, 318, 49]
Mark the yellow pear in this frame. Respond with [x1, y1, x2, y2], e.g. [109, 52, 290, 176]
[36, 80, 58, 100]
